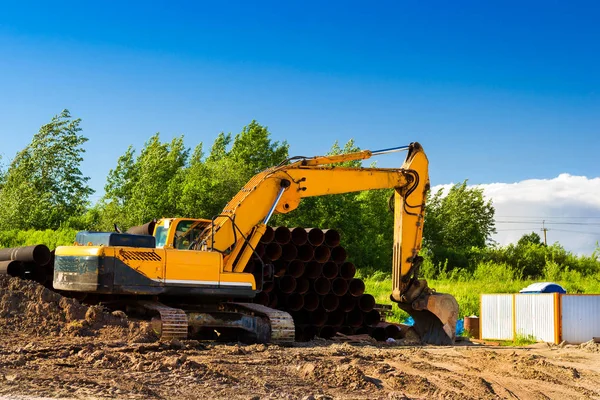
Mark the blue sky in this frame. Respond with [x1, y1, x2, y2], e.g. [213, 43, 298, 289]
[1, 0, 599, 201]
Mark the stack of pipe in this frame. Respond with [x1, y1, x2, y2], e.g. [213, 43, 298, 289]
[251, 226, 400, 342]
[0, 245, 54, 286]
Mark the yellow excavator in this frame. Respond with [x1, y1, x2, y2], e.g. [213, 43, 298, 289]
[53, 142, 458, 344]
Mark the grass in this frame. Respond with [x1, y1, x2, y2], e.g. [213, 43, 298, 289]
[501, 333, 538, 346]
[362, 270, 600, 323]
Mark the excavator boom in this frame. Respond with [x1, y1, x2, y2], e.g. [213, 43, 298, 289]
[200, 142, 458, 344]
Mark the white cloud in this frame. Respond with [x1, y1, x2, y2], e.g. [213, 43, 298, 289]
[431, 174, 600, 255]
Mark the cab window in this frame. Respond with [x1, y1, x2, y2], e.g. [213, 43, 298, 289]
[174, 220, 204, 250]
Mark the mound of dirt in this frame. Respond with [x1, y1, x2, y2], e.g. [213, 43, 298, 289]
[580, 340, 600, 353]
[0, 276, 156, 342]
[299, 361, 378, 390]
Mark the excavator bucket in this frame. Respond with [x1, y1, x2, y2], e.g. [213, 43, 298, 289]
[397, 292, 459, 345]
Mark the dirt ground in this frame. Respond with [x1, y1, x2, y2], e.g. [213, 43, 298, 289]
[1, 277, 600, 400]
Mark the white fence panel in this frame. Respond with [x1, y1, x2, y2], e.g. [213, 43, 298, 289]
[561, 295, 600, 344]
[514, 294, 557, 343]
[481, 294, 514, 340]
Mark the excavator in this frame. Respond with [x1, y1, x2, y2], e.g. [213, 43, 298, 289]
[53, 142, 458, 345]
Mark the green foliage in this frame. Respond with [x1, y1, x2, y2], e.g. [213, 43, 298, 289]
[424, 181, 496, 270]
[0, 228, 78, 249]
[504, 333, 538, 346]
[363, 269, 600, 320]
[179, 121, 289, 220]
[95, 120, 288, 230]
[0, 110, 93, 230]
[98, 134, 189, 230]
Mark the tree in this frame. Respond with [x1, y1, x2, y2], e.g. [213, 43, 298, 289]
[517, 232, 543, 247]
[99, 121, 287, 228]
[229, 121, 289, 175]
[179, 121, 288, 219]
[424, 181, 496, 250]
[0, 110, 93, 230]
[423, 181, 496, 270]
[98, 134, 189, 229]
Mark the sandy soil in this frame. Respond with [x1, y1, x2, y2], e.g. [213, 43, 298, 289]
[1, 276, 600, 400]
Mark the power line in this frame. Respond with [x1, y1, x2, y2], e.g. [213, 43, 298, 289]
[496, 215, 600, 219]
[496, 228, 539, 231]
[495, 221, 600, 226]
[550, 229, 600, 236]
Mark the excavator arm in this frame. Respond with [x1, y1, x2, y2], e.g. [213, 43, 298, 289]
[200, 142, 458, 344]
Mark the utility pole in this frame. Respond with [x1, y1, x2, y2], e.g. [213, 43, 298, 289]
[541, 220, 548, 246]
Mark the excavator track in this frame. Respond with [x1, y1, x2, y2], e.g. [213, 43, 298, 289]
[228, 302, 295, 344]
[139, 301, 188, 340]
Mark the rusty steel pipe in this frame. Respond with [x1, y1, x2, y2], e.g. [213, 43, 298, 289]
[262, 281, 274, 293]
[322, 261, 338, 279]
[0, 260, 23, 276]
[294, 310, 310, 324]
[339, 326, 354, 336]
[126, 220, 157, 236]
[304, 325, 317, 340]
[254, 243, 266, 259]
[310, 308, 328, 326]
[278, 275, 297, 294]
[305, 228, 325, 246]
[291, 227, 308, 245]
[280, 243, 298, 261]
[29, 269, 49, 285]
[303, 261, 323, 279]
[318, 325, 337, 339]
[0, 245, 51, 266]
[321, 293, 339, 312]
[383, 323, 401, 339]
[268, 293, 278, 308]
[295, 325, 305, 341]
[313, 246, 331, 263]
[349, 278, 365, 297]
[346, 309, 364, 327]
[358, 294, 376, 312]
[297, 244, 314, 262]
[303, 292, 319, 311]
[274, 226, 291, 244]
[339, 262, 356, 279]
[265, 243, 282, 261]
[355, 326, 369, 335]
[339, 293, 356, 312]
[371, 326, 387, 341]
[331, 277, 349, 296]
[261, 226, 275, 243]
[327, 310, 345, 327]
[273, 261, 286, 277]
[323, 229, 341, 247]
[285, 293, 304, 311]
[287, 260, 305, 278]
[254, 291, 270, 306]
[330, 246, 347, 264]
[364, 309, 381, 326]
[312, 277, 331, 295]
[296, 277, 310, 294]
[262, 263, 274, 278]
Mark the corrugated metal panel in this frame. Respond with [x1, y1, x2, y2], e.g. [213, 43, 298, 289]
[561, 295, 600, 344]
[514, 294, 557, 343]
[481, 294, 514, 340]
